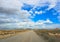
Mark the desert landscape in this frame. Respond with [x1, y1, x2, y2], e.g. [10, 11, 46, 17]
[0, 0, 60, 42]
[0, 28, 60, 42]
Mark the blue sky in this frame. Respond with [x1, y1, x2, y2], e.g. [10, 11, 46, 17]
[0, 0, 60, 29]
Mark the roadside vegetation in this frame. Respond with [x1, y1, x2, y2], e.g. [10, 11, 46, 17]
[34, 28, 60, 42]
[0, 29, 28, 39]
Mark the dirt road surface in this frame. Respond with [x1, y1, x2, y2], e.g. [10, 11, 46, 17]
[0, 30, 46, 42]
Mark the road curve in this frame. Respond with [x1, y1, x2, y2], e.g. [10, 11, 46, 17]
[0, 30, 46, 42]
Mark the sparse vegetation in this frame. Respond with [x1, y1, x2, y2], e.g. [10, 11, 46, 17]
[0, 29, 28, 39]
[34, 29, 60, 42]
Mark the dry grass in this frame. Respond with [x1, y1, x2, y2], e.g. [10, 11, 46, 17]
[34, 29, 60, 42]
[0, 29, 28, 39]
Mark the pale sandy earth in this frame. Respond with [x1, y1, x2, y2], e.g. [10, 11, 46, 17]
[0, 30, 46, 42]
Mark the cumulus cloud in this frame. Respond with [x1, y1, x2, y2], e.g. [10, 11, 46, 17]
[0, 0, 23, 14]
[0, 0, 32, 21]
[0, 0, 32, 29]
[31, 0, 57, 10]
[0, 0, 60, 29]
[0, 7, 18, 14]
[26, 0, 57, 16]
[35, 11, 43, 14]
[36, 19, 53, 24]
[0, 17, 59, 29]
[46, 0, 57, 10]
[0, 0, 22, 9]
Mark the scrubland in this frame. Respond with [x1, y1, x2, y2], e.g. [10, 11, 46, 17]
[0, 29, 28, 39]
[34, 29, 60, 42]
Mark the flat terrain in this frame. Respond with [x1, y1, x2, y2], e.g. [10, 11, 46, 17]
[0, 30, 27, 39]
[34, 29, 60, 42]
[0, 30, 46, 42]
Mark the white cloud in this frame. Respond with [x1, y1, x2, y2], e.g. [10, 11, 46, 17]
[0, 18, 59, 29]
[46, 0, 57, 10]
[0, 0, 60, 29]
[31, 0, 57, 10]
[0, 0, 22, 9]
[35, 11, 43, 14]
[0, 0, 33, 29]
[36, 19, 53, 24]
[0, 0, 23, 14]
[45, 19, 53, 23]
[19, 0, 39, 5]
[0, 0, 32, 21]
